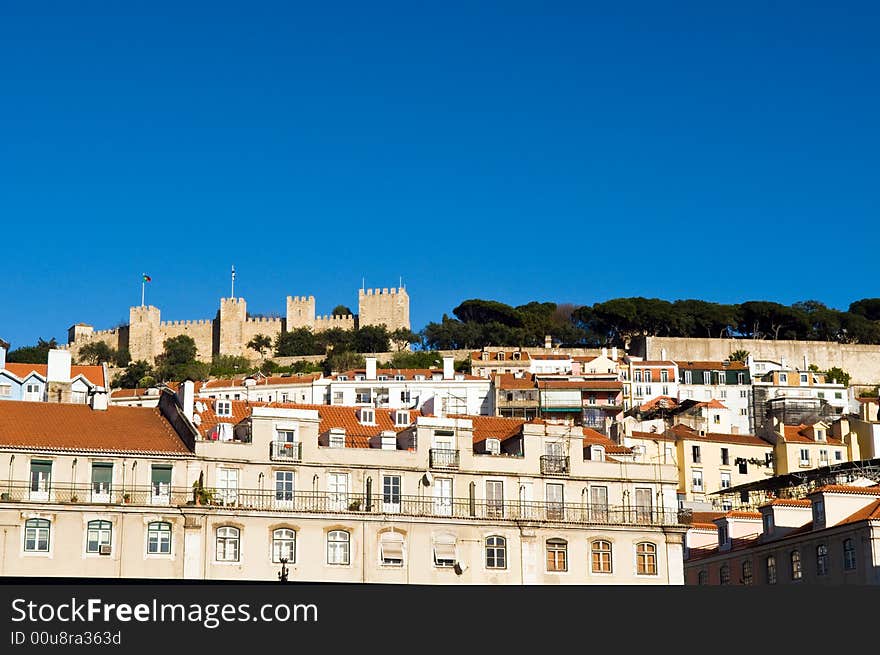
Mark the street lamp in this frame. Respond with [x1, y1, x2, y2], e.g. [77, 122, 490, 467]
[277, 557, 289, 582]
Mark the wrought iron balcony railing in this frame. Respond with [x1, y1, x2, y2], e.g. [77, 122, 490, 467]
[429, 448, 460, 470]
[540, 455, 570, 476]
[270, 441, 302, 462]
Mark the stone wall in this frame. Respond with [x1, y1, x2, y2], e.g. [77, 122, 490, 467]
[359, 287, 410, 330]
[241, 316, 285, 356]
[67, 326, 129, 364]
[159, 319, 215, 362]
[633, 336, 880, 385]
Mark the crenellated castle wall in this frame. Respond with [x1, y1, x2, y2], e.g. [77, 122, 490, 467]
[159, 319, 214, 362]
[359, 287, 410, 331]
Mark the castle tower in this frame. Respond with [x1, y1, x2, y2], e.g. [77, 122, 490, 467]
[286, 295, 317, 330]
[219, 297, 248, 357]
[67, 323, 94, 344]
[128, 305, 162, 363]
[358, 287, 410, 331]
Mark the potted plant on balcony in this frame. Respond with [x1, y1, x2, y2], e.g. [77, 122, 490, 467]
[122, 493, 131, 504]
[348, 499, 362, 511]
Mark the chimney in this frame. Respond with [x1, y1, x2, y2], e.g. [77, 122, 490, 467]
[365, 357, 377, 381]
[544, 334, 552, 349]
[47, 349, 72, 383]
[443, 356, 454, 380]
[803, 354, 808, 370]
[780, 356, 787, 369]
[660, 348, 667, 360]
[601, 347, 608, 358]
[177, 380, 195, 421]
[611, 346, 618, 360]
[89, 391, 109, 411]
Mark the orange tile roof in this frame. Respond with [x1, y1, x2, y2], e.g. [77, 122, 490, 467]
[691, 522, 719, 531]
[3, 363, 107, 388]
[782, 424, 844, 445]
[451, 415, 526, 444]
[281, 403, 415, 448]
[630, 430, 676, 442]
[811, 484, 880, 496]
[470, 351, 531, 362]
[670, 424, 770, 447]
[856, 397, 879, 403]
[332, 368, 483, 381]
[494, 373, 537, 390]
[202, 374, 322, 389]
[193, 399, 255, 439]
[631, 361, 676, 367]
[758, 498, 812, 508]
[676, 361, 748, 371]
[530, 354, 571, 361]
[111, 388, 146, 398]
[691, 511, 726, 524]
[637, 396, 679, 411]
[537, 379, 623, 390]
[0, 400, 192, 455]
[724, 510, 762, 520]
[582, 427, 631, 454]
[835, 499, 880, 526]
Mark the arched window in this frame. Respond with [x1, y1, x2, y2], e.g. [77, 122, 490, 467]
[379, 531, 404, 567]
[86, 520, 112, 553]
[697, 570, 708, 585]
[591, 540, 612, 574]
[790, 550, 802, 580]
[766, 555, 777, 584]
[843, 538, 857, 570]
[147, 522, 171, 554]
[485, 536, 507, 570]
[546, 538, 567, 572]
[24, 518, 50, 552]
[636, 542, 657, 575]
[216, 526, 240, 562]
[816, 544, 829, 576]
[327, 530, 350, 565]
[720, 563, 730, 585]
[273, 529, 296, 563]
[741, 560, 753, 585]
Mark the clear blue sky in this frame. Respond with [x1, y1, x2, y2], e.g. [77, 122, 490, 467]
[1, 1, 878, 349]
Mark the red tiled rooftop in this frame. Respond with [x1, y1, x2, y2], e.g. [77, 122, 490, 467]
[782, 424, 843, 445]
[3, 363, 107, 388]
[0, 400, 191, 455]
[582, 427, 631, 454]
[811, 484, 880, 496]
[494, 373, 536, 390]
[331, 368, 483, 381]
[676, 360, 748, 371]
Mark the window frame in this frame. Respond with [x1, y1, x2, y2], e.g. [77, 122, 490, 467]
[485, 535, 507, 570]
[23, 518, 51, 553]
[546, 538, 568, 573]
[215, 526, 240, 563]
[790, 549, 802, 581]
[766, 555, 777, 584]
[741, 559, 753, 585]
[843, 538, 857, 571]
[146, 521, 172, 556]
[635, 542, 657, 576]
[86, 520, 113, 554]
[591, 539, 613, 574]
[816, 544, 829, 576]
[327, 529, 351, 566]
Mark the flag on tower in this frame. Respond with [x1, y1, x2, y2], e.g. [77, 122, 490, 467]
[142, 274, 152, 282]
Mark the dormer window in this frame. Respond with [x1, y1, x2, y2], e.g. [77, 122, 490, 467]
[215, 400, 232, 417]
[813, 499, 825, 525]
[589, 446, 605, 462]
[486, 438, 501, 455]
[800, 373, 808, 384]
[359, 408, 375, 425]
[816, 429, 826, 442]
[394, 411, 410, 427]
[481, 351, 489, 361]
[763, 513, 774, 535]
[718, 524, 729, 546]
[497, 352, 505, 361]
[378, 375, 388, 381]
[779, 373, 788, 383]
[431, 373, 442, 381]
[394, 374, 405, 381]
[355, 374, 365, 381]
[338, 375, 348, 381]
[329, 428, 346, 448]
[414, 375, 425, 381]
[454, 373, 464, 381]
[512, 351, 521, 361]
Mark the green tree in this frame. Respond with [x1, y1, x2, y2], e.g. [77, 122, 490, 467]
[390, 327, 420, 351]
[453, 299, 523, 327]
[210, 355, 253, 377]
[324, 351, 365, 375]
[77, 341, 117, 365]
[729, 349, 750, 363]
[849, 298, 880, 322]
[112, 360, 155, 389]
[315, 327, 354, 353]
[275, 328, 319, 356]
[824, 367, 851, 386]
[331, 305, 353, 317]
[6, 337, 58, 364]
[353, 325, 390, 353]
[155, 335, 208, 382]
[380, 350, 443, 370]
[247, 334, 273, 358]
[114, 347, 132, 367]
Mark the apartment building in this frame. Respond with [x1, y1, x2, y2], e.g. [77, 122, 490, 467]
[676, 360, 751, 434]
[685, 484, 880, 585]
[761, 419, 858, 474]
[0, 387, 689, 583]
[536, 378, 624, 432]
[0, 346, 108, 405]
[494, 373, 539, 420]
[621, 359, 679, 410]
[470, 349, 532, 378]
[752, 367, 848, 433]
[199, 373, 323, 405]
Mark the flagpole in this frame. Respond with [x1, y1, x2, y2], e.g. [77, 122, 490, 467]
[142, 278, 145, 307]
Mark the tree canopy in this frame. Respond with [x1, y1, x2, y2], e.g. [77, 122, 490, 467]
[6, 338, 59, 364]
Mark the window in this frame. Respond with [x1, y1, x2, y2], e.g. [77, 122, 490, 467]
[485, 438, 501, 455]
[763, 513, 774, 535]
[800, 374, 808, 384]
[740, 408, 748, 415]
[721, 448, 729, 465]
[86, 520, 112, 554]
[844, 539, 856, 570]
[635, 487, 653, 522]
[742, 560, 753, 585]
[816, 544, 829, 576]
[790, 550, 802, 580]
[737, 373, 745, 384]
[546, 483, 564, 520]
[327, 530, 350, 565]
[497, 352, 505, 361]
[697, 570, 708, 585]
[766, 555, 777, 584]
[0, 384, 10, 397]
[91, 463, 112, 500]
[394, 411, 409, 427]
[379, 531, 404, 566]
[817, 392, 825, 399]
[216, 468, 238, 505]
[661, 370, 668, 382]
[591, 486, 608, 522]
[377, 375, 388, 381]
[636, 542, 657, 575]
[151, 465, 172, 502]
[486, 536, 507, 570]
[835, 392, 843, 400]
[713, 414, 721, 424]
[359, 408, 375, 425]
[721, 472, 731, 489]
[684, 370, 693, 384]
[692, 446, 701, 463]
[25, 383, 41, 400]
[24, 518, 50, 552]
[591, 540, 612, 573]
[645, 370, 652, 383]
[717, 372, 726, 385]
[327, 472, 349, 510]
[215, 400, 232, 417]
[719, 389, 727, 399]
[147, 522, 171, 555]
[718, 524, 729, 545]
[720, 563, 731, 585]
[434, 478, 453, 516]
[29, 460, 52, 499]
[394, 374, 405, 381]
[332, 391, 344, 404]
[215, 527, 240, 562]
[740, 389, 748, 398]
[634, 371, 642, 383]
[799, 449, 810, 466]
[486, 480, 504, 518]
[433, 533, 457, 567]
[692, 470, 703, 491]
[382, 475, 401, 513]
[275, 471, 294, 502]
[272, 528, 296, 563]
[661, 385, 669, 396]
[546, 539, 568, 572]
[779, 373, 788, 383]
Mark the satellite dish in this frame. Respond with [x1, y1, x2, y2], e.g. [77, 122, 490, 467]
[453, 562, 465, 575]
[422, 471, 433, 486]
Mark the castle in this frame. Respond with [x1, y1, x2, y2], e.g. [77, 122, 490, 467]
[67, 287, 410, 364]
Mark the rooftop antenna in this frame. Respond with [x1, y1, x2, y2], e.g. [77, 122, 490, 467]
[362, 277, 365, 292]
[231, 265, 236, 299]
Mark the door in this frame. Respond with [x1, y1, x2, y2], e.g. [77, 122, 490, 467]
[590, 485, 608, 522]
[327, 472, 349, 511]
[274, 470, 294, 509]
[382, 475, 401, 513]
[635, 487, 653, 523]
[216, 468, 238, 505]
[486, 480, 504, 518]
[91, 463, 113, 503]
[434, 478, 453, 516]
[151, 465, 172, 505]
[546, 483, 564, 520]
[29, 461, 52, 501]
[519, 481, 534, 519]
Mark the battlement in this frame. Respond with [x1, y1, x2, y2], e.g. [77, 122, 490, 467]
[287, 295, 316, 303]
[245, 316, 283, 324]
[315, 314, 354, 322]
[359, 287, 406, 296]
[92, 328, 121, 338]
[221, 297, 247, 305]
[161, 319, 213, 327]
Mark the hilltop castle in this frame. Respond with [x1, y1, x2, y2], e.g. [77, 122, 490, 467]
[67, 287, 410, 364]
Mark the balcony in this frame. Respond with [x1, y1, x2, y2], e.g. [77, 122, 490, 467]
[270, 441, 302, 462]
[540, 455, 570, 476]
[0, 482, 690, 527]
[429, 448, 460, 470]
